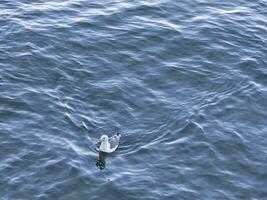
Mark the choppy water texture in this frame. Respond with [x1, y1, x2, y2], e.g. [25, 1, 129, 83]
[1, 0, 267, 199]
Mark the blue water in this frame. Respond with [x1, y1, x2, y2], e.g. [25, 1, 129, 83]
[1, 0, 267, 199]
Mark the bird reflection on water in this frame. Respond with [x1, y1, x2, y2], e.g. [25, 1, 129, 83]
[96, 151, 108, 170]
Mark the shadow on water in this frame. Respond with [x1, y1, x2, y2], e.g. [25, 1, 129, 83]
[96, 151, 108, 170]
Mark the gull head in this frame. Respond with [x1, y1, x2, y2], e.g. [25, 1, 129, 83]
[96, 135, 108, 144]
[100, 135, 108, 142]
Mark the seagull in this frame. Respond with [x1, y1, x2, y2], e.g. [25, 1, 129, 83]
[96, 133, 121, 153]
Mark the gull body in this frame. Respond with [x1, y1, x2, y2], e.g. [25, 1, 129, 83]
[97, 134, 121, 153]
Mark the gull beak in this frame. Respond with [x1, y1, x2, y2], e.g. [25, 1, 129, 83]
[96, 139, 101, 144]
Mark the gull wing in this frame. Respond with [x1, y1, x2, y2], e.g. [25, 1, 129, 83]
[108, 135, 120, 149]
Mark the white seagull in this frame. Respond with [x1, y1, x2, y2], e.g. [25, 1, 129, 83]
[96, 134, 121, 153]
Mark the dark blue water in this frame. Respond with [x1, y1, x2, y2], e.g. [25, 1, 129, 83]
[1, 0, 267, 199]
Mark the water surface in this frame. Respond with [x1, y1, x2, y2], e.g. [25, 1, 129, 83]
[1, 0, 267, 199]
